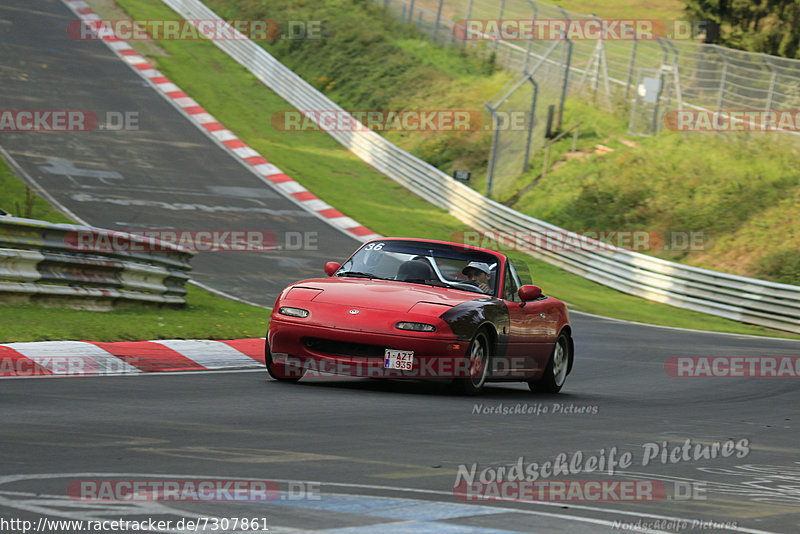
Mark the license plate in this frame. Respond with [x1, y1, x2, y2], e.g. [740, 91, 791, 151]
[384, 349, 414, 370]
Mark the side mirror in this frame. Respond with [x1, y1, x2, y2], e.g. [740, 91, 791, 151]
[518, 285, 542, 302]
[324, 261, 341, 277]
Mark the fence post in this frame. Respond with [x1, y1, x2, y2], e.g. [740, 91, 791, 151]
[433, 0, 444, 42]
[466, 0, 474, 20]
[493, 0, 506, 52]
[558, 36, 573, 131]
[577, 16, 610, 102]
[652, 39, 670, 134]
[664, 38, 683, 110]
[407, 0, 415, 23]
[522, 1, 537, 73]
[522, 76, 539, 172]
[716, 47, 729, 111]
[765, 58, 778, 112]
[555, 7, 572, 131]
[485, 103, 501, 199]
[625, 37, 638, 99]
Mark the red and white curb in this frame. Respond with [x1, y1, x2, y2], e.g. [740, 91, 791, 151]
[62, 0, 381, 242]
[0, 338, 265, 378]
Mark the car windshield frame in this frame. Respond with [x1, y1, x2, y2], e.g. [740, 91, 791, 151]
[336, 239, 503, 296]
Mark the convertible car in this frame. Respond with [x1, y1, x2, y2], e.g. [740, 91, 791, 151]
[266, 238, 574, 394]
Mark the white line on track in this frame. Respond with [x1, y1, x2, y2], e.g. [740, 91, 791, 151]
[570, 310, 800, 342]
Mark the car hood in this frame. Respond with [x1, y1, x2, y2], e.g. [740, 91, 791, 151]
[289, 278, 485, 313]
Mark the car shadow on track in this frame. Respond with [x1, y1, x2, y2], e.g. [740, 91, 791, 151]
[262, 374, 594, 401]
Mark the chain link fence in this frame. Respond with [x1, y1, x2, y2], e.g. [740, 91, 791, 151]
[485, 38, 571, 199]
[377, 0, 800, 137]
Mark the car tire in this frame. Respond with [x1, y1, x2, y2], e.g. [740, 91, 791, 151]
[265, 343, 305, 382]
[528, 332, 570, 393]
[453, 330, 491, 395]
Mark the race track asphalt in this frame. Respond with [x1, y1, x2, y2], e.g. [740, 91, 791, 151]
[1, 1, 799, 532]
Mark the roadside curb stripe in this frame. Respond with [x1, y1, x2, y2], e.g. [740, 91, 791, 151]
[0, 338, 264, 378]
[61, 0, 381, 243]
[150, 339, 261, 369]
[3, 341, 141, 375]
[0, 346, 51, 376]
[217, 338, 266, 362]
[90, 341, 206, 372]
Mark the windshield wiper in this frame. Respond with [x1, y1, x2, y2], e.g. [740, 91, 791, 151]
[400, 279, 448, 288]
[337, 271, 384, 279]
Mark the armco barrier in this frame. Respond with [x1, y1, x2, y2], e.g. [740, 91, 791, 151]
[153, 0, 800, 333]
[0, 216, 193, 309]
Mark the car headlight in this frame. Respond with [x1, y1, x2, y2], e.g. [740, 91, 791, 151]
[278, 306, 310, 318]
[396, 321, 435, 332]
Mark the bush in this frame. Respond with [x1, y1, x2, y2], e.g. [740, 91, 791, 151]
[752, 249, 800, 285]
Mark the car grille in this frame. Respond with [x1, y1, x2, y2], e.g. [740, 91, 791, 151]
[303, 337, 385, 358]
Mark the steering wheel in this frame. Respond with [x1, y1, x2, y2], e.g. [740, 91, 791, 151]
[448, 282, 485, 293]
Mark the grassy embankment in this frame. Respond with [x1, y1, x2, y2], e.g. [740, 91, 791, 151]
[88, 0, 799, 338]
[193, 0, 800, 284]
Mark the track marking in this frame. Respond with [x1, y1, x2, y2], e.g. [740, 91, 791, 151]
[571, 310, 800, 342]
[0, 473, 780, 534]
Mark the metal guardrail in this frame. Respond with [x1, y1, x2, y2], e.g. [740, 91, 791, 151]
[0, 216, 194, 309]
[158, 0, 800, 334]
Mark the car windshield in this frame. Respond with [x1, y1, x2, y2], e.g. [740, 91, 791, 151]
[336, 240, 500, 295]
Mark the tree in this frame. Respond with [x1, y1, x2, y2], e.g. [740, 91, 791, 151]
[684, 0, 800, 58]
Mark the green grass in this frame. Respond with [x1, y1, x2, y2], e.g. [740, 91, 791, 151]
[555, 0, 686, 20]
[99, 0, 799, 339]
[0, 157, 72, 223]
[411, 0, 688, 24]
[510, 99, 800, 275]
[0, 285, 268, 343]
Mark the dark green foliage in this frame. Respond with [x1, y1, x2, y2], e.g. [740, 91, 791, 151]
[753, 249, 800, 285]
[684, 0, 800, 57]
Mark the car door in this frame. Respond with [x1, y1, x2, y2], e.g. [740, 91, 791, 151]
[503, 262, 557, 377]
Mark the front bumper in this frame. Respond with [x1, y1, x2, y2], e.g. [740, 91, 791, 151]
[268, 318, 472, 379]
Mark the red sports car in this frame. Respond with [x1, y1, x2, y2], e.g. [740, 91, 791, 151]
[266, 238, 574, 394]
